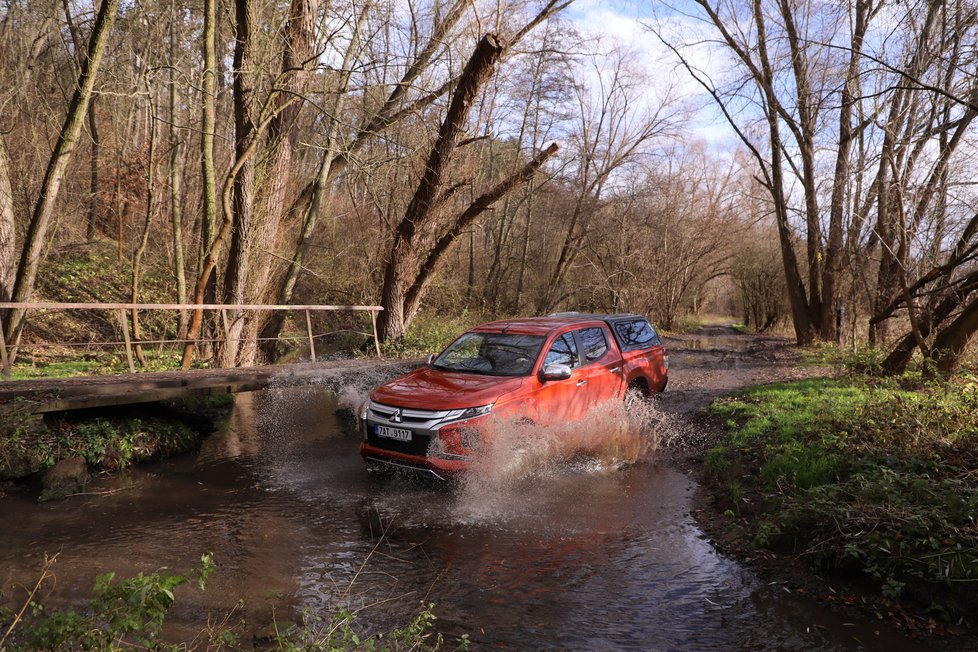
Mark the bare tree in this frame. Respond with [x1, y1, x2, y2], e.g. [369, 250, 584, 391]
[168, 0, 188, 339]
[656, 0, 881, 344]
[61, 0, 102, 242]
[377, 32, 559, 342]
[3, 0, 121, 353]
[537, 48, 677, 313]
[131, 87, 161, 367]
[663, 0, 978, 366]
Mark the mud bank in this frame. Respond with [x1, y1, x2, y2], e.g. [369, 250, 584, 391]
[0, 396, 232, 500]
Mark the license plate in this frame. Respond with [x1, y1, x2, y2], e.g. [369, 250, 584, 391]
[375, 425, 412, 441]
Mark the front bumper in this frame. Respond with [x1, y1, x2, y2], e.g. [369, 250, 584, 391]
[360, 445, 471, 480]
[358, 400, 485, 478]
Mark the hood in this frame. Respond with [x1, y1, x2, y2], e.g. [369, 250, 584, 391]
[371, 367, 525, 410]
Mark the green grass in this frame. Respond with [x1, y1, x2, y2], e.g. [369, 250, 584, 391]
[5, 349, 222, 381]
[0, 410, 208, 481]
[7, 359, 107, 380]
[708, 371, 978, 620]
[381, 311, 488, 358]
[801, 342, 886, 374]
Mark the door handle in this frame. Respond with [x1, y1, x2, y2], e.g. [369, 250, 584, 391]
[576, 380, 588, 387]
[609, 367, 621, 374]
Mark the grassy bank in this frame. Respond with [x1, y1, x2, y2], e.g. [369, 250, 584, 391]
[705, 364, 978, 622]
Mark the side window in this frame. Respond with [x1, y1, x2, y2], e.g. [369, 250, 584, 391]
[614, 319, 660, 349]
[544, 333, 579, 368]
[578, 327, 609, 363]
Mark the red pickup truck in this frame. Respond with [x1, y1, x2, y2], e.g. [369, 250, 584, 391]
[358, 313, 668, 479]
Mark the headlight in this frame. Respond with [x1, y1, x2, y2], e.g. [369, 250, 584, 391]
[431, 403, 494, 430]
[458, 404, 493, 420]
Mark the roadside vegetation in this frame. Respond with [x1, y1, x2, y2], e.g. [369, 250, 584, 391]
[704, 350, 978, 623]
[0, 554, 464, 651]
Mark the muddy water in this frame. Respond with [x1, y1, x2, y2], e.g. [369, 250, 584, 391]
[1, 382, 927, 650]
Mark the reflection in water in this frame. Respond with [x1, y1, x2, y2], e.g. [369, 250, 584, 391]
[0, 386, 929, 650]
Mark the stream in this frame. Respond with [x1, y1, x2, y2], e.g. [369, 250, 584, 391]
[0, 337, 934, 650]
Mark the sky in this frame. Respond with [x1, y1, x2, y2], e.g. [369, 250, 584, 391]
[564, 0, 740, 148]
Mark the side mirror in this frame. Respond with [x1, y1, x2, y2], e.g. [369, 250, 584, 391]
[426, 353, 435, 367]
[541, 363, 572, 381]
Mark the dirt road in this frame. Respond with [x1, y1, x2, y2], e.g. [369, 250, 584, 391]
[657, 327, 827, 457]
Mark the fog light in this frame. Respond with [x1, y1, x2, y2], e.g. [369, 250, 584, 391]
[438, 429, 463, 454]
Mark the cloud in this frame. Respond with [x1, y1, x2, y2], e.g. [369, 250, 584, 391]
[566, 0, 740, 148]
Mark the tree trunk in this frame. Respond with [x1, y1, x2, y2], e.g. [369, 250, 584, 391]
[777, 0, 823, 328]
[0, 137, 14, 303]
[514, 195, 534, 312]
[86, 97, 100, 241]
[752, 0, 814, 344]
[869, 0, 942, 346]
[4, 0, 120, 351]
[131, 90, 159, 367]
[377, 33, 507, 342]
[200, 0, 219, 257]
[169, 0, 188, 339]
[258, 2, 370, 362]
[62, 0, 101, 242]
[882, 270, 978, 374]
[181, 76, 298, 369]
[821, 0, 869, 341]
[930, 296, 978, 377]
[215, 0, 257, 369]
[400, 143, 559, 325]
[224, 0, 321, 367]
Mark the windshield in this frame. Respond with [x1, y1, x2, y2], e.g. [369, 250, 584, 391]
[433, 332, 545, 376]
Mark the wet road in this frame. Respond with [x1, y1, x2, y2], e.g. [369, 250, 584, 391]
[0, 344, 932, 650]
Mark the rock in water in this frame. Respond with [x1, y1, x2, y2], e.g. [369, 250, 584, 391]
[39, 456, 89, 502]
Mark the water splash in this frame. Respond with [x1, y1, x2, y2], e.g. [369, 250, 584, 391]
[335, 383, 368, 412]
[461, 398, 667, 491]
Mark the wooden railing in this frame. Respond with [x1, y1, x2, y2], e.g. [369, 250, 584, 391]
[0, 302, 384, 377]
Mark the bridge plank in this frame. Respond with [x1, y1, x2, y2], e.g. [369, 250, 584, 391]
[0, 359, 420, 414]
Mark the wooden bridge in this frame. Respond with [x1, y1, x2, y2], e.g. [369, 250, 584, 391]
[0, 301, 385, 377]
[0, 358, 418, 414]
[0, 302, 414, 414]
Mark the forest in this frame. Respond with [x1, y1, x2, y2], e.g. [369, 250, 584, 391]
[0, 0, 976, 373]
[4, 1, 978, 644]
